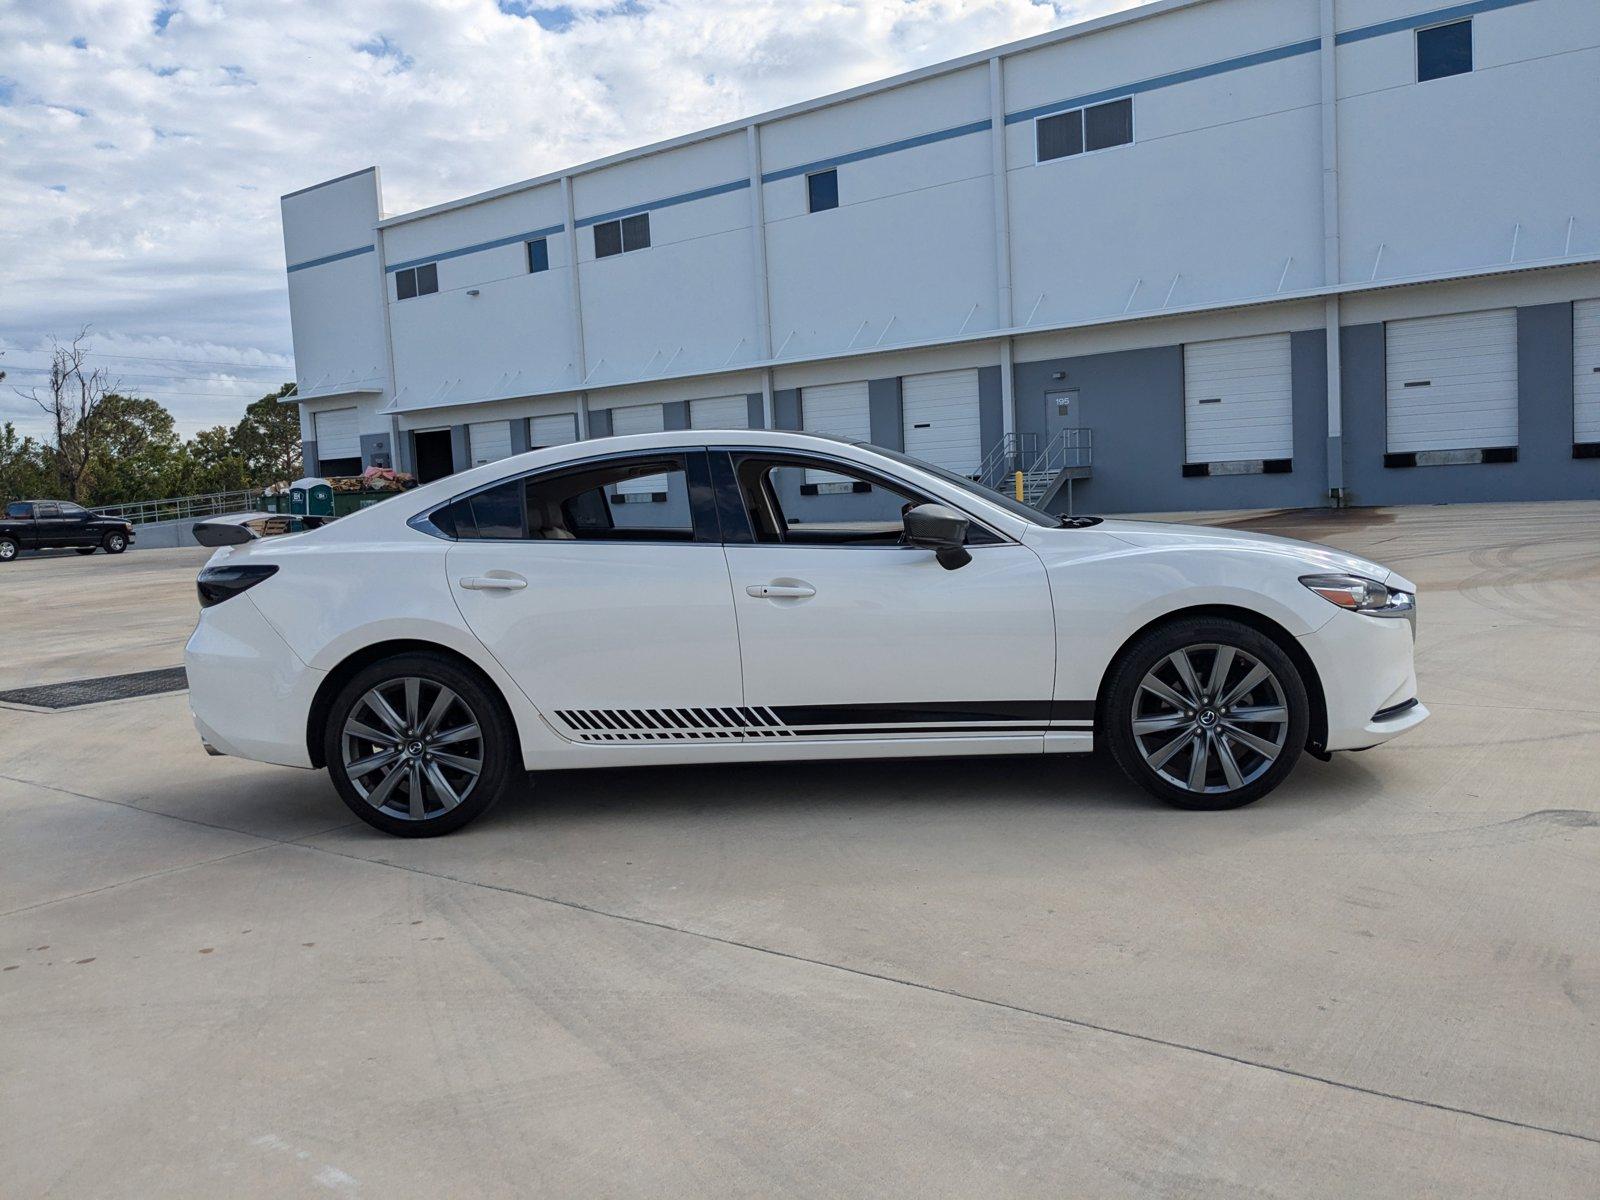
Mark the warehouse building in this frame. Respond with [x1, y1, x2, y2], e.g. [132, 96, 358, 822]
[280, 0, 1600, 514]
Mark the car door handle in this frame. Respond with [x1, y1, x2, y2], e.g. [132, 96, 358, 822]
[459, 574, 527, 591]
[746, 582, 816, 599]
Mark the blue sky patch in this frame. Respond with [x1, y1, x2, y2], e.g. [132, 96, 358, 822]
[355, 34, 414, 70]
[154, 5, 178, 32]
[70, 36, 88, 49]
[0, 78, 14, 106]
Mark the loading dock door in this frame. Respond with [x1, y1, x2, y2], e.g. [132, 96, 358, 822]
[607, 403, 666, 494]
[468, 420, 514, 466]
[313, 408, 360, 461]
[690, 395, 749, 430]
[529, 413, 579, 448]
[1386, 310, 1518, 453]
[801, 381, 871, 484]
[1183, 335, 1293, 464]
[1575, 299, 1600, 445]
[901, 369, 981, 477]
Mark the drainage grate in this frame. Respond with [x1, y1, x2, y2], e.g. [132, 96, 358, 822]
[0, 666, 189, 710]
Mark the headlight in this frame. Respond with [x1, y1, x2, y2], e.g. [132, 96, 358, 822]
[1300, 573, 1415, 621]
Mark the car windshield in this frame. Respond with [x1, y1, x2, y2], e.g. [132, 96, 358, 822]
[860, 443, 1063, 527]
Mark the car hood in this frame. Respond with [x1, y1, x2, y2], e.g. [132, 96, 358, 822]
[1085, 518, 1406, 586]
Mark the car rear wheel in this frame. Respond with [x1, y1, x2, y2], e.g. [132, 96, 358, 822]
[1104, 617, 1308, 810]
[103, 532, 128, 554]
[323, 652, 517, 837]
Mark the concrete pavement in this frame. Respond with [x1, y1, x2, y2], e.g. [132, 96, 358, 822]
[2, 506, 1597, 1197]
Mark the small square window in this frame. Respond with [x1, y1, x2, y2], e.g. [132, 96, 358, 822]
[1036, 111, 1083, 162]
[1084, 98, 1133, 152]
[527, 238, 549, 273]
[395, 268, 417, 300]
[415, 262, 438, 295]
[594, 220, 622, 258]
[807, 168, 839, 213]
[1417, 18, 1471, 82]
[621, 212, 651, 252]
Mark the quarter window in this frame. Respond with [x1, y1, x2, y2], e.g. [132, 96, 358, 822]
[527, 238, 549, 273]
[1036, 97, 1133, 162]
[1417, 19, 1472, 82]
[395, 262, 439, 300]
[593, 213, 651, 258]
[807, 168, 839, 213]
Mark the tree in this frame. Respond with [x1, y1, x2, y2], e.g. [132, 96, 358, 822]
[15, 330, 116, 502]
[81, 393, 181, 505]
[233, 383, 301, 485]
[0, 422, 49, 506]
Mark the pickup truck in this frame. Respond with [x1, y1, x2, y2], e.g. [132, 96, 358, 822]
[0, 500, 135, 562]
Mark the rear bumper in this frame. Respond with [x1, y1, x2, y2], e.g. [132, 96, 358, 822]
[185, 595, 322, 769]
[1298, 609, 1428, 752]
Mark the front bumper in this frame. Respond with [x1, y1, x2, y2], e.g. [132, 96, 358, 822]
[185, 594, 323, 768]
[1298, 607, 1428, 752]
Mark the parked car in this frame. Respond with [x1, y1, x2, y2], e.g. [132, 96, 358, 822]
[185, 430, 1426, 836]
[0, 500, 134, 561]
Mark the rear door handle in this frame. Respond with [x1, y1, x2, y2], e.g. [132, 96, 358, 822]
[459, 574, 527, 591]
[746, 582, 816, 599]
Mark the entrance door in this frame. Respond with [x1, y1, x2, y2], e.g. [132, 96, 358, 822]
[412, 429, 455, 483]
[1045, 389, 1082, 442]
[717, 449, 1055, 748]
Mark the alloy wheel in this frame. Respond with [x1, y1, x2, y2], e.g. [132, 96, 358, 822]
[1130, 643, 1289, 795]
[341, 677, 484, 821]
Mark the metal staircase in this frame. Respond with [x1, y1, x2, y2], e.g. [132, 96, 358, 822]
[976, 428, 1094, 512]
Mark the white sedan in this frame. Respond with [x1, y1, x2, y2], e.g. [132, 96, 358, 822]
[186, 430, 1426, 836]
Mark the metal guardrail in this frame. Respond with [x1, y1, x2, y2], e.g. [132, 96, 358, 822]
[93, 488, 264, 526]
[977, 429, 1093, 504]
[976, 432, 1039, 492]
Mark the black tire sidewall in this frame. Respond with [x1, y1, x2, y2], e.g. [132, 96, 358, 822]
[103, 533, 127, 553]
[1105, 617, 1309, 810]
[323, 652, 517, 837]
[0, 537, 17, 562]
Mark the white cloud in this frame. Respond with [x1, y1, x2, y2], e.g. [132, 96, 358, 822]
[0, 0, 1142, 437]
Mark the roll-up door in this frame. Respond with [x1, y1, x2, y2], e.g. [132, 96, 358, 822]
[607, 403, 666, 494]
[313, 408, 360, 461]
[901, 369, 981, 476]
[468, 420, 514, 467]
[1574, 300, 1600, 445]
[690, 395, 749, 430]
[1386, 310, 1518, 453]
[530, 413, 578, 448]
[1183, 335, 1293, 464]
[801, 381, 870, 484]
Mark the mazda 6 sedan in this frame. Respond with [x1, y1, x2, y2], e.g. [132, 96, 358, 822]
[185, 430, 1426, 836]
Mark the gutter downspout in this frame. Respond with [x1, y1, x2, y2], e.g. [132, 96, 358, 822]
[561, 174, 592, 438]
[1320, 0, 1345, 503]
[989, 56, 1017, 440]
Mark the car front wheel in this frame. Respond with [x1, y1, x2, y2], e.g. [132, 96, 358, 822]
[1104, 617, 1309, 810]
[103, 532, 128, 554]
[323, 652, 517, 836]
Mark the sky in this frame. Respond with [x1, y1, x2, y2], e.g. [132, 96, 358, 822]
[0, 0, 1142, 439]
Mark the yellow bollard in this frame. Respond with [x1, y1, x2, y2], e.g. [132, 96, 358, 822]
[1014, 470, 1024, 502]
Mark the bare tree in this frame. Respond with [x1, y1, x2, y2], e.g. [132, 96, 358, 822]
[14, 330, 116, 502]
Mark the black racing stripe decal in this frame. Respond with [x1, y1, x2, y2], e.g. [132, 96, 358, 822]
[790, 725, 1053, 737]
[771, 701, 1056, 727]
[552, 702, 1098, 743]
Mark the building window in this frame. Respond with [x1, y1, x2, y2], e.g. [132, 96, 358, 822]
[1036, 97, 1133, 163]
[807, 168, 838, 213]
[1417, 19, 1472, 82]
[594, 213, 651, 259]
[527, 238, 549, 273]
[395, 262, 438, 300]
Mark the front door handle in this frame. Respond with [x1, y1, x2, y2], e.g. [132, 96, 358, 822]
[746, 582, 816, 599]
[459, 574, 527, 591]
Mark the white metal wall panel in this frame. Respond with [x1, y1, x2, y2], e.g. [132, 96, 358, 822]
[1385, 310, 1518, 453]
[901, 369, 981, 476]
[529, 412, 578, 448]
[801, 382, 871, 484]
[468, 420, 514, 466]
[1575, 299, 1600, 444]
[313, 408, 360, 460]
[608, 403, 666, 494]
[690, 395, 749, 430]
[1183, 335, 1293, 463]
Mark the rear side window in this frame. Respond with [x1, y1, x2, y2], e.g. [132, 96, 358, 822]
[5, 502, 31, 519]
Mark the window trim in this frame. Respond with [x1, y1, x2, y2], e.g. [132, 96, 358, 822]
[1034, 96, 1135, 166]
[593, 213, 652, 259]
[408, 448, 721, 545]
[1415, 16, 1473, 83]
[526, 237, 550, 273]
[394, 262, 439, 300]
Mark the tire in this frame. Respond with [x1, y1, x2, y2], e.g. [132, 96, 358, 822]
[103, 532, 128, 554]
[323, 652, 518, 837]
[1104, 617, 1308, 811]
[0, 537, 16, 563]
[77, 547, 97, 555]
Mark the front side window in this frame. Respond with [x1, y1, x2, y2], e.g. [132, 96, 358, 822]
[395, 262, 439, 300]
[434, 452, 703, 543]
[59, 502, 88, 516]
[1417, 19, 1472, 82]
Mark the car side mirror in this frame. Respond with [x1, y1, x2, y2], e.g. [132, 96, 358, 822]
[192, 520, 258, 547]
[902, 503, 972, 571]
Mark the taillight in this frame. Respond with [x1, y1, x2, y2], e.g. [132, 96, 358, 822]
[196, 563, 278, 608]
